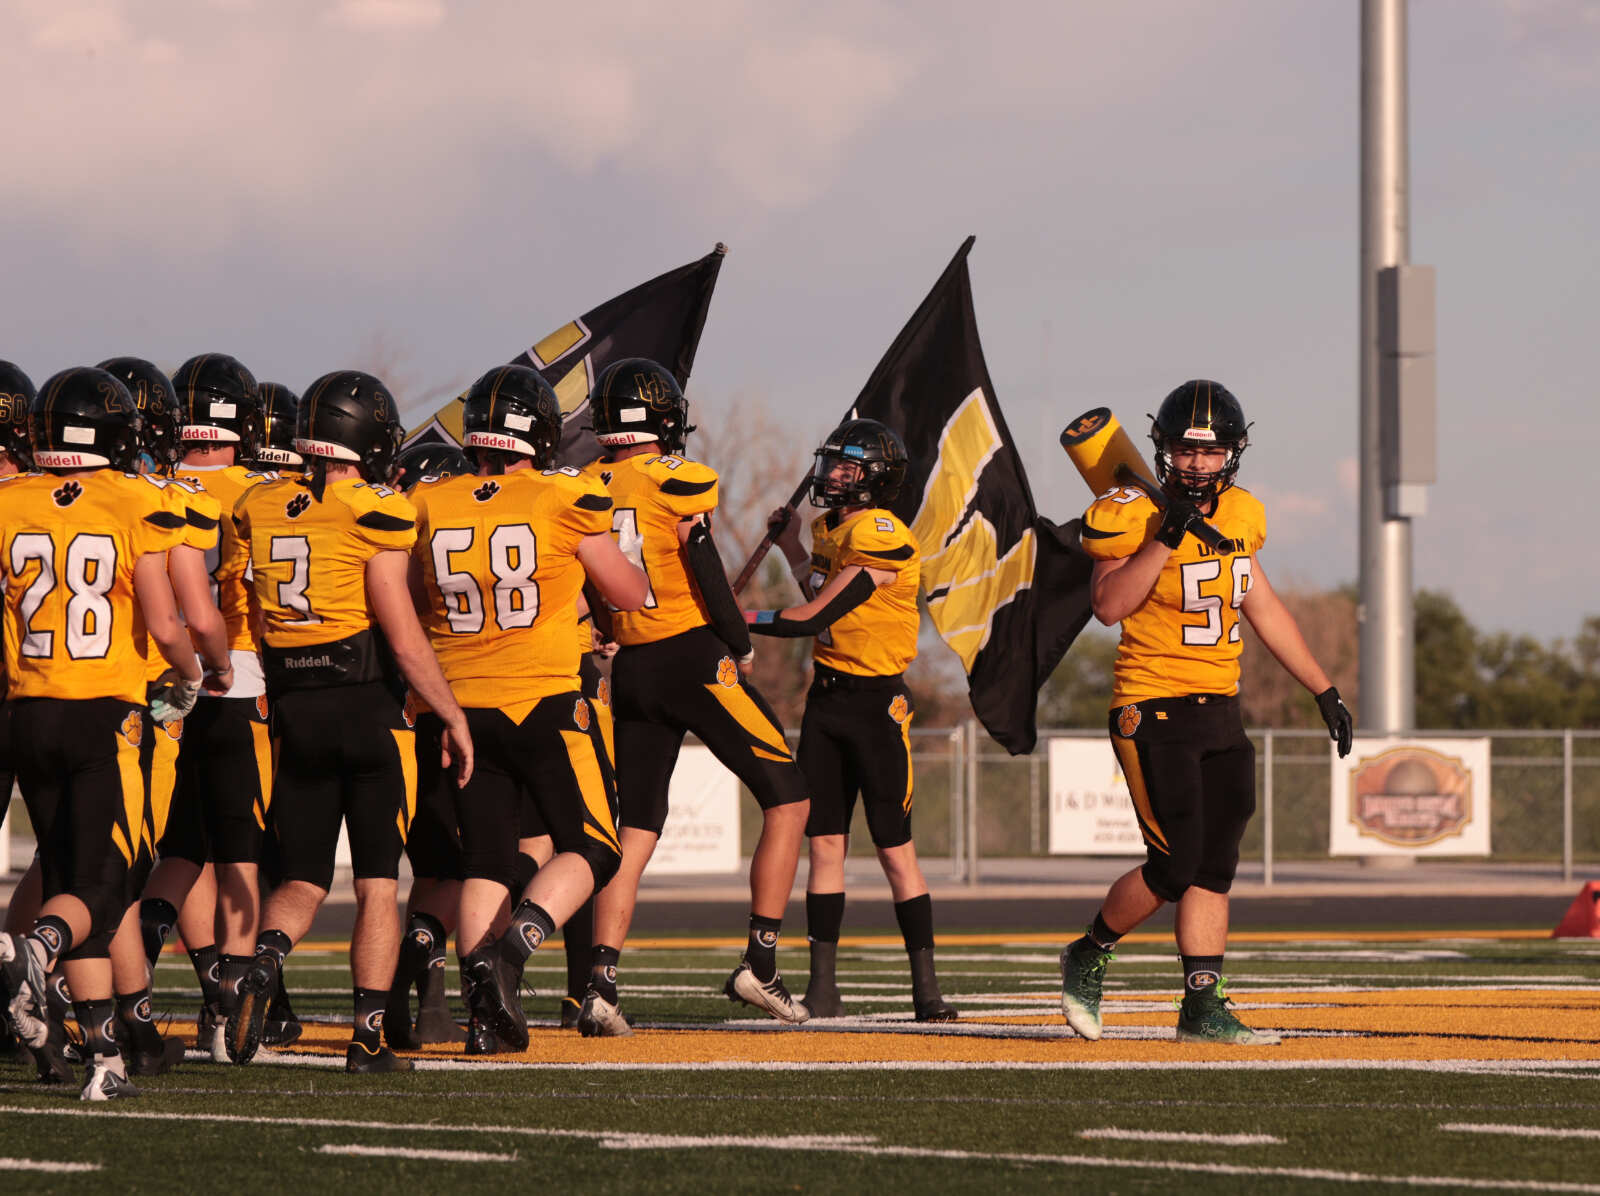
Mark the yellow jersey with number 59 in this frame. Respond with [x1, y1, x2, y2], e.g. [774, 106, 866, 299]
[411, 467, 613, 710]
[0, 470, 190, 704]
[808, 508, 920, 677]
[1079, 484, 1266, 706]
[590, 453, 719, 647]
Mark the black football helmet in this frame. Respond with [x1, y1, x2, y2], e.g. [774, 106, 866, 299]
[97, 357, 181, 474]
[172, 353, 262, 458]
[0, 360, 37, 470]
[590, 358, 693, 454]
[30, 367, 142, 472]
[297, 370, 404, 485]
[253, 382, 302, 470]
[393, 440, 474, 491]
[461, 364, 562, 471]
[1149, 379, 1250, 503]
[808, 418, 908, 510]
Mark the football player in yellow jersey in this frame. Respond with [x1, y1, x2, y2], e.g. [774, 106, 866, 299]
[385, 439, 475, 1049]
[409, 365, 646, 1053]
[228, 370, 472, 1074]
[0, 367, 220, 1100]
[96, 357, 235, 1075]
[580, 358, 811, 1035]
[1059, 380, 1353, 1046]
[129, 353, 280, 1057]
[251, 382, 303, 477]
[750, 419, 957, 1023]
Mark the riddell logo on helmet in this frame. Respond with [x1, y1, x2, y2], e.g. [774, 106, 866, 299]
[181, 426, 233, 442]
[466, 432, 521, 451]
[1182, 426, 1217, 441]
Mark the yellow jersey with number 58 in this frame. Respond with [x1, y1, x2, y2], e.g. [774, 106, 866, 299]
[411, 467, 613, 709]
[1079, 484, 1266, 706]
[0, 470, 189, 704]
[590, 452, 719, 647]
[808, 507, 920, 677]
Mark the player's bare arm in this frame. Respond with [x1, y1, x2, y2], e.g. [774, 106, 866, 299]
[365, 549, 474, 786]
[134, 552, 203, 684]
[575, 531, 649, 611]
[166, 544, 233, 693]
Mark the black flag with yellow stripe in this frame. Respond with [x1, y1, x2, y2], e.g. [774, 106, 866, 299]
[404, 244, 726, 466]
[855, 236, 1094, 754]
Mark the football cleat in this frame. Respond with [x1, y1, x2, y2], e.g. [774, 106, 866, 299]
[464, 1014, 500, 1056]
[575, 987, 633, 1038]
[197, 1001, 229, 1062]
[117, 1008, 182, 1077]
[1175, 980, 1282, 1046]
[908, 948, 958, 1023]
[724, 960, 810, 1025]
[261, 982, 303, 1048]
[345, 1042, 413, 1074]
[558, 996, 582, 1030]
[1060, 937, 1115, 1041]
[0, 931, 49, 1049]
[225, 954, 279, 1064]
[412, 958, 466, 1045]
[461, 949, 527, 1051]
[80, 1054, 139, 1101]
[29, 1009, 78, 1085]
[802, 941, 846, 1019]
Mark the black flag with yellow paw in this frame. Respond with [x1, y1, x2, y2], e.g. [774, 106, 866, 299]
[855, 237, 1094, 754]
[403, 245, 726, 467]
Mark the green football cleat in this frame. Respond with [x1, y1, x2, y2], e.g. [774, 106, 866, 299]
[1175, 980, 1282, 1045]
[1059, 937, 1114, 1041]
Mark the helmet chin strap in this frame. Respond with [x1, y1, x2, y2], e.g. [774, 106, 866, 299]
[307, 456, 328, 500]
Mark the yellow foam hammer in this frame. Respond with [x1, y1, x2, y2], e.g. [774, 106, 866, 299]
[1058, 407, 1158, 497]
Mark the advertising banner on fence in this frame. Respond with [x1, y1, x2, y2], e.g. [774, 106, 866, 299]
[1330, 738, 1491, 856]
[1048, 737, 1145, 855]
[653, 744, 742, 874]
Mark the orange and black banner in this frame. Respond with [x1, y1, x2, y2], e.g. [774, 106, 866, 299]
[404, 244, 726, 467]
[853, 237, 1093, 754]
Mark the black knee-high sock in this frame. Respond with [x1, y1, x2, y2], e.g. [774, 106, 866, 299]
[746, 915, 781, 983]
[893, 894, 935, 953]
[806, 892, 845, 944]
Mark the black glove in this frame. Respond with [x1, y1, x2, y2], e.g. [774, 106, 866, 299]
[1315, 686, 1354, 758]
[1153, 499, 1202, 549]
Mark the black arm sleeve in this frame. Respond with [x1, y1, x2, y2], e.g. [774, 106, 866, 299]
[683, 520, 752, 657]
[748, 569, 877, 638]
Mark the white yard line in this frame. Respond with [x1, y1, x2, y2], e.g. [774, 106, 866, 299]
[1441, 1124, 1600, 1141]
[1079, 1128, 1283, 1146]
[0, 1158, 102, 1173]
[2, 1108, 1593, 1191]
[316, 1145, 517, 1163]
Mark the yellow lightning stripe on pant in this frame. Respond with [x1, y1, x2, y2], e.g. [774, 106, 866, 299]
[250, 721, 273, 830]
[391, 729, 417, 841]
[703, 682, 792, 762]
[1110, 734, 1170, 854]
[114, 734, 144, 867]
[561, 728, 621, 854]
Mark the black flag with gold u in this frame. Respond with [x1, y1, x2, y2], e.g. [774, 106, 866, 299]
[854, 237, 1094, 754]
[404, 244, 726, 466]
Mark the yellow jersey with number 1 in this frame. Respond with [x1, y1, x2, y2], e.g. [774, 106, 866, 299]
[1079, 484, 1266, 707]
[592, 453, 719, 647]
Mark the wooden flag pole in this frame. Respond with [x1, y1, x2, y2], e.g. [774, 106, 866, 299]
[731, 472, 812, 596]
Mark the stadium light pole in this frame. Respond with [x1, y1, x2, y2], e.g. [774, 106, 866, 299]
[1359, 0, 1413, 734]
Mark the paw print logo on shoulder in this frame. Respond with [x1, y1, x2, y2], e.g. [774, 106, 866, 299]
[52, 481, 83, 507]
[285, 492, 311, 519]
[473, 480, 500, 503]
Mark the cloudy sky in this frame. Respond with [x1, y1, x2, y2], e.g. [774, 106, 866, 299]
[2, 0, 1593, 638]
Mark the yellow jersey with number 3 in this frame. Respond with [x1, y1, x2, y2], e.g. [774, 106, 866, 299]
[808, 507, 920, 677]
[591, 452, 719, 647]
[0, 470, 190, 704]
[411, 467, 613, 710]
[234, 476, 417, 650]
[1080, 484, 1266, 706]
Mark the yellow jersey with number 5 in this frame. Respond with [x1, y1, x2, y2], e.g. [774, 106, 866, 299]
[808, 508, 920, 677]
[1079, 484, 1266, 706]
[590, 452, 719, 647]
